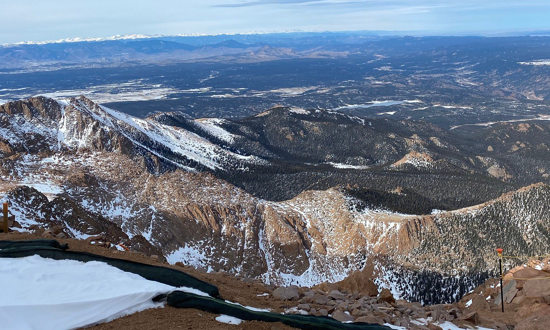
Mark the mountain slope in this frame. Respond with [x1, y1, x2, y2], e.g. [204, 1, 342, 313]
[1, 96, 550, 305]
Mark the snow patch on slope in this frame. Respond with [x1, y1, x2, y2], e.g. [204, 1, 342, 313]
[194, 118, 235, 144]
[166, 244, 211, 271]
[326, 162, 369, 170]
[99, 103, 263, 170]
[0, 255, 173, 330]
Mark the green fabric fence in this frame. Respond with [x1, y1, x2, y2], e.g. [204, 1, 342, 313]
[167, 291, 390, 330]
[0, 240, 390, 329]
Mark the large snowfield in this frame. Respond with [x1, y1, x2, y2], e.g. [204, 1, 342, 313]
[0, 255, 174, 330]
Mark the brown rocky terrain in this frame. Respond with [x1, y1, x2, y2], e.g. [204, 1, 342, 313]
[2, 232, 550, 329]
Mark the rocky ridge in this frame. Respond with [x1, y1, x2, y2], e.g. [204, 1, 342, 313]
[1, 96, 550, 306]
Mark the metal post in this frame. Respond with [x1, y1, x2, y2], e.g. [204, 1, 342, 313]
[2, 202, 8, 233]
[497, 248, 504, 312]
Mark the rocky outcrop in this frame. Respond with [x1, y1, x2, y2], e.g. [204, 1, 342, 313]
[0, 96, 62, 121]
[391, 151, 434, 169]
[455, 258, 550, 329]
[3, 186, 162, 257]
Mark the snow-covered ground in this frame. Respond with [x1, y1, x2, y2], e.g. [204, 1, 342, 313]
[0, 255, 174, 330]
[518, 60, 550, 66]
[215, 314, 242, 325]
[333, 99, 422, 111]
[326, 162, 369, 170]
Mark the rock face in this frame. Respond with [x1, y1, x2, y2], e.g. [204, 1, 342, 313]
[2, 96, 550, 305]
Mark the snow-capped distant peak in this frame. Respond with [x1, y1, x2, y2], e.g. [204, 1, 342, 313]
[2, 34, 154, 47]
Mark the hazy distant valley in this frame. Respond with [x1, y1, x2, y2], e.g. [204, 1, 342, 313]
[2, 34, 550, 129]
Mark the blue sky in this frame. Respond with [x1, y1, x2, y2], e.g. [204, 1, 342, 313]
[1, 0, 550, 44]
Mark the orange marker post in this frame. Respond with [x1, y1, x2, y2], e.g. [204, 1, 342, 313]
[2, 202, 8, 233]
[496, 248, 504, 312]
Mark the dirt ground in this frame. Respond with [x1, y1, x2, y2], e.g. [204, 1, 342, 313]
[0, 232, 296, 330]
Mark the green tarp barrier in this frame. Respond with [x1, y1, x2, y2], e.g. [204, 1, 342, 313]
[167, 291, 389, 329]
[0, 240, 390, 329]
[0, 239, 68, 250]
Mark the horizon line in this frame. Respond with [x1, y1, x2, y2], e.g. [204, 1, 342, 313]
[3, 29, 550, 47]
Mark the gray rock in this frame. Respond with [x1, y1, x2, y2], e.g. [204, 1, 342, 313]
[313, 294, 329, 305]
[328, 289, 346, 300]
[350, 301, 362, 310]
[332, 310, 355, 322]
[41, 229, 55, 238]
[351, 308, 369, 317]
[335, 301, 349, 311]
[273, 286, 299, 301]
[297, 303, 311, 311]
[355, 315, 383, 325]
[495, 279, 517, 305]
[303, 290, 315, 299]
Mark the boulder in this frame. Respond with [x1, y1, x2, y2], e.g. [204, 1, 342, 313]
[313, 294, 329, 305]
[297, 303, 310, 311]
[349, 301, 362, 311]
[272, 286, 300, 301]
[378, 288, 395, 304]
[523, 279, 550, 298]
[329, 268, 379, 297]
[495, 279, 518, 305]
[351, 308, 369, 317]
[302, 290, 315, 300]
[318, 308, 328, 317]
[513, 268, 548, 281]
[459, 311, 479, 325]
[354, 315, 383, 325]
[504, 286, 519, 304]
[334, 301, 349, 312]
[328, 289, 346, 300]
[331, 310, 354, 322]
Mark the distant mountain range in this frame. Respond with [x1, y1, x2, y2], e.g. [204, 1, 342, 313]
[0, 32, 384, 70]
[9, 32, 550, 72]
